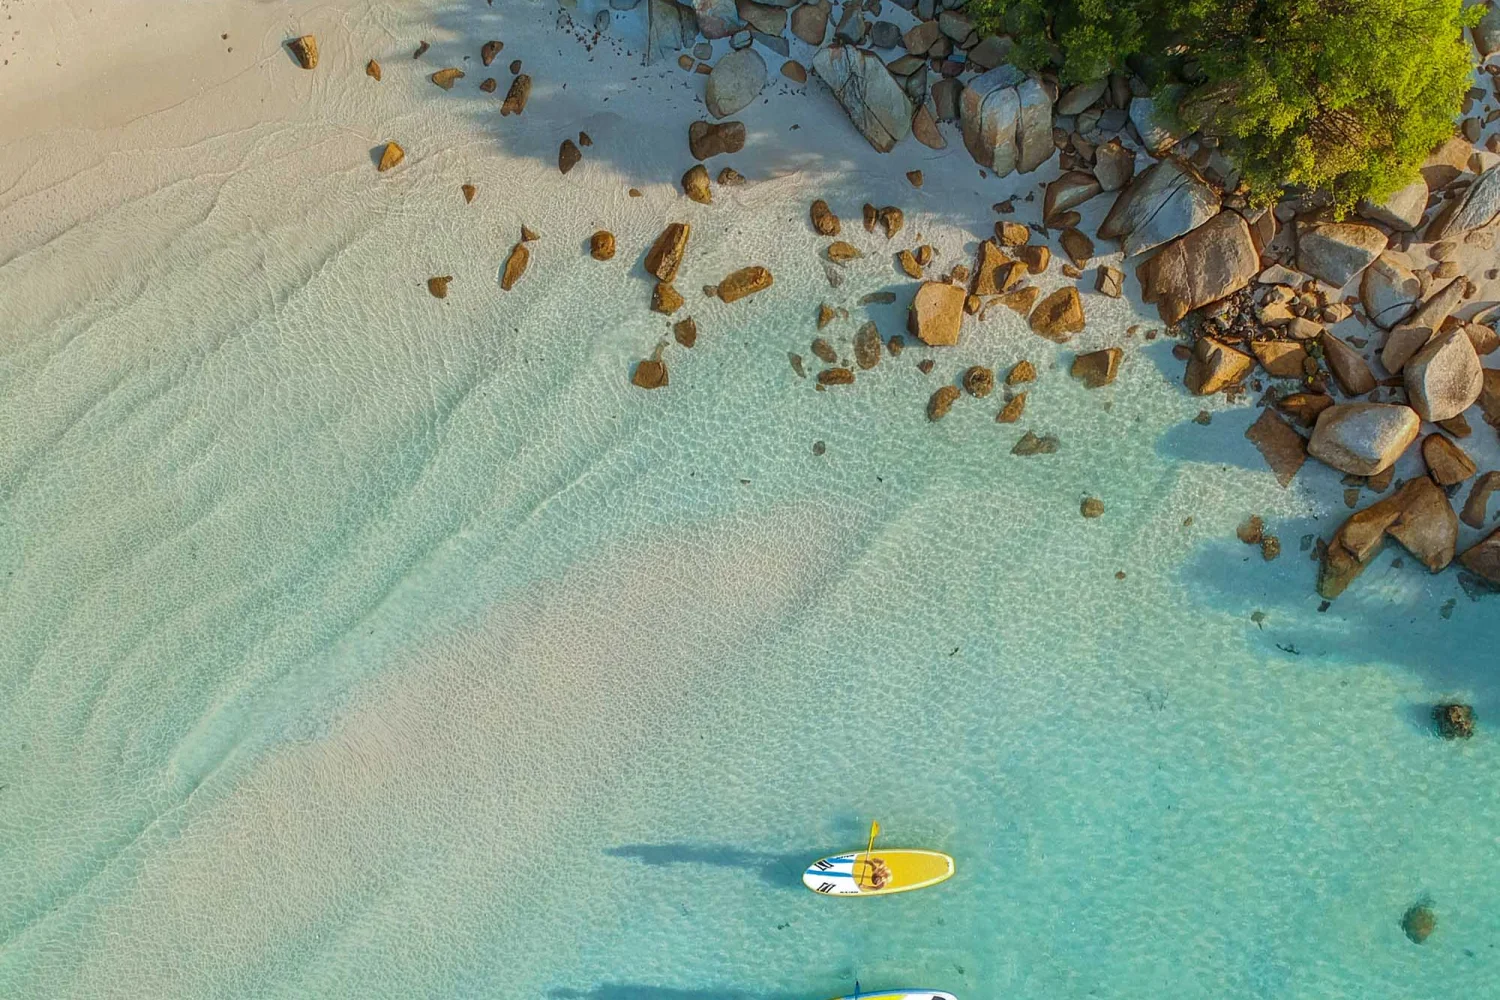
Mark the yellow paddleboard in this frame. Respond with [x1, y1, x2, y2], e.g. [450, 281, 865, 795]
[802, 848, 955, 897]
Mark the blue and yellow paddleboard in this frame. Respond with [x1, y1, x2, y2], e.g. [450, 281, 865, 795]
[802, 848, 955, 897]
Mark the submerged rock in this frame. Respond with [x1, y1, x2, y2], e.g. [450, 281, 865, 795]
[927, 384, 961, 421]
[996, 393, 1027, 423]
[431, 67, 465, 89]
[1071, 348, 1121, 388]
[810, 199, 841, 236]
[633, 358, 669, 389]
[500, 243, 529, 290]
[590, 230, 617, 261]
[962, 365, 995, 397]
[501, 75, 532, 115]
[1434, 704, 1476, 739]
[1028, 287, 1085, 342]
[377, 141, 405, 172]
[651, 281, 685, 314]
[1011, 430, 1059, 455]
[689, 120, 746, 160]
[1402, 904, 1436, 945]
[854, 323, 882, 369]
[481, 40, 504, 66]
[366, 60, 382, 81]
[1459, 526, 1500, 585]
[559, 139, 583, 174]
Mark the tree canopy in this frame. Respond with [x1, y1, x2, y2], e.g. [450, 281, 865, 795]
[966, 0, 1481, 212]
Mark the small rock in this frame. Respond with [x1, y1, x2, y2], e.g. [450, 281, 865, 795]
[413, 41, 430, 59]
[706, 47, 768, 119]
[287, 35, 318, 70]
[689, 120, 746, 160]
[682, 164, 712, 203]
[377, 142, 405, 172]
[1237, 515, 1265, 545]
[578, 132, 592, 147]
[811, 338, 837, 363]
[520, 225, 539, 243]
[462, 183, 477, 203]
[1007, 361, 1036, 385]
[645, 223, 691, 282]
[501, 75, 532, 115]
[366, 60, 382, 81]
[1014, 244, 1050, 274]
[431, 68, 464, 89]
[633, 358, 669, 389]
[995, 221, 1030, 247]
[907, 170, 924, 188]
[1262, 536, 1281, 560]
[1096, 266, 1125, 298]
[1028, 287, 1085, 342]
[1422, 433, 1476, 486]
[482, 40, 504, 66]
[996, 393, 1027, 423]
[559, 140, 583, 174]
[717, 266, 773, 303]
[826, 241, 862, 263]
[716, 167, 745, 186]
[897, 250, 922, 278]
[810, 199, 841, 236]
[1059, 228, 1094, 267]
[927, 385, 961, 421]
[995, 287, 1040, 315]
[427, 276, 452, 299]
[673, 317, 698, 347]
[1071, 348, 1121, 388]
[500, 243, 529, 290]
[781, 60, 807, 83]
[590, 231, 617, 261]
[962, 365, 995, 397]
[652, 282, 685, 314]
[818, 367, 856, 386]
[863, 203, 878, 233]
[877, 206, 904, 239]
[1081, 497, 1105, 518]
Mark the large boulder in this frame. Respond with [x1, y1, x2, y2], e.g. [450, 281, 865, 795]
[1357, 179, 1427, 231]
[646, 0, 697, 64]
[960, 65, 1024, 174]
[1319, 477, 1458, 598]
[1184, 336, 1252, 394]
[1307, 403, 1420, 476]
[1381, 277, 1466, 373]
[1321, 334, 1376, 396]
[1359, 253, 1421, 329]
[1099, 159, 1220, 257]
[812, 45, 913, 152]
[1423, 433, 1476, 486]
[1460, 528, 1500, 585]
[1044, 171, 1102, 221]
[1403, 328, 1484, 422]
[707, 48, 768, 118]
[1477, 2, 1500, 58]
[694, 0, 743, 37]
[1092, 139, 1134, 192]
[1136, 211, 1258, 325]
[738, 0, 788, 34]
[908, 281, 966, 345]
[1015, 77, 1054, 174]
[689, 120, 746, 159]
[1129, 95, 1179, 155]
[1295, 220, 1387, 288]
[1425, 164, 1500, 241]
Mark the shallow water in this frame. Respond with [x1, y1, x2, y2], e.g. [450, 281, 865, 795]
[2, 2, 1498, 998]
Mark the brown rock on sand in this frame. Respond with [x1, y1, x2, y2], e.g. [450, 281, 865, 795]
[500, 243, 529, 290]
[1422, 434, 1476, 486]
[559, 140, 583, 174]
[810, 199, 841, 236]
[1318, 477, 1458, 598]
[1071, 348, 1121, 388]
[817, 304, 836, 330]
[971, 240, 1021, 296]
[501, 75, 532, 116]
[377, 142, 405, 172]
[1462, 471, 1500, 528]
[413, 41, 430, 59]
[590, 231, 616, 261]
[674, 317, 698, 347]
[996, 393, 1027, 423]
[431, 68, 465, 89]
[1184, 337, 1252, 395]
[818, 367, 855, 386]
[462, 184, 477, 203]
[811, 338, 838, 364]
[995, 287, 1040, 316]
[480, 78, 497, 93]
[826, 242, 862, 263]
[482, 40, 504, 67]
[633, 358, 669, 389]
[521, 225, 540, 242]
[366, 60, 382, 81]
[908, 281, 966, 346]
[690, 120, 747, 160]
[897, 250, 923, 279]
[717, 266, 773, 303]
[877, 206, 904, 239]
[927, 385, 961, 421]
[645, 223, 691, 282]
[1245, 408, 1307, 488]
[682, 164, 712, 203]
[288, 35, 318, 70]
[962, 366, 995, 397]
[427, 276, 452, 299]
[1029, 287, 1085, 342]
[1007, 361, 1036, 385]
[652, 282, 685, 314]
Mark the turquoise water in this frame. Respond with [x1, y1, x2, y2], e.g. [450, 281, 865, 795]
[2, 2, 1498, 997]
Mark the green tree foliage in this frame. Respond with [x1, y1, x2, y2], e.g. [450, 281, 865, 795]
[966, 0, 1480, 212]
